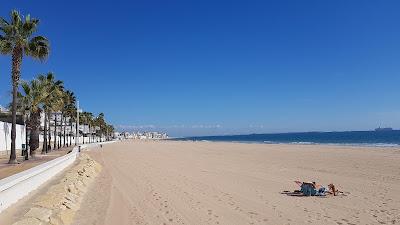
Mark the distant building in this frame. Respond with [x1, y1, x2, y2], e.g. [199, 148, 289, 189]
[116, 131, 169, 140]
[138, 131, 168, 140]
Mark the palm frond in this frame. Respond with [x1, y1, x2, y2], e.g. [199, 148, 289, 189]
[1, 10, 49, 61]
[22, 20, 38, 37]
[0, 17, 10, 27]
[0, 35, 13, 54]
[21, 81, 31, 96]
[11, 10, 21, 27]
[26, 35, 50, 60]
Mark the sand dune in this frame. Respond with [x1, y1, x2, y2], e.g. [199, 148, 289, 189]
[73, 141, 400, 225]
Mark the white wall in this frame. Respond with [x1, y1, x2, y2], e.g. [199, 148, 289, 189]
[0, 121, 26, 153]
[1, 121, 106, 153]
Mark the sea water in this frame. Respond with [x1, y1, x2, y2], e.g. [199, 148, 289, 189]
[175, 130, 400, 147]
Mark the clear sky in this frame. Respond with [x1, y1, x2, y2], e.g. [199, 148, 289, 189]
[1, 0, 400, 137]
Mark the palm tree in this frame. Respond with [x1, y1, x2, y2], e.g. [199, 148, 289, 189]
[104, 124, 114, 141]
[62, 90, 75, 147]
[88, 113, 94, 143]
[16, 79, 46, 157]
[79, 112, 86, 144]
[67, 104, 77, 146]
[38, 73, 63, 153]
[83, 112, 94, 143]
[0, 10, 50, 163]
[50, 85, 64, 151]
[61, 92, 68, 147]
[96, 113, 106, 142]
[88, 115, 93, 143]
[53, 90, 64, 150]
[108, 125, 115, 140]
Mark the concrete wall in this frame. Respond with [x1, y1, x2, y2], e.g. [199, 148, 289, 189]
[0, 121, 26, 154]
[0, 140, 116, 213]
[1, 120, 106, 155]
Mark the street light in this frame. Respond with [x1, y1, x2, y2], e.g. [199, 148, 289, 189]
[75, 101, 82, 146]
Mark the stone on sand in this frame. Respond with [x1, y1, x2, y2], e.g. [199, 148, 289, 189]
[24, 207, 53, 222]
[12, 217, 43, 225]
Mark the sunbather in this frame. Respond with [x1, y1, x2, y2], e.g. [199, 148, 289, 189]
[295, 181, 330, 196]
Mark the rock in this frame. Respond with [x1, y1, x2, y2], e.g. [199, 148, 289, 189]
[67, 184, 77, 194]
[62, 201, 78, 210]
[24, 207, 53, 222]
[12, 153, 102, 225]
[65, 192, 79, 203]
[12, 217, 43, 225]
[34, 191, 65, 208]
[75, 181, 86, 193]
[59, 209, 75, 225]
[49, 215, 64, 225]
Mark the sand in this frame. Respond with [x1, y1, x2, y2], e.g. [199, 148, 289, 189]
[0, 153, 101, 225]
[70, 140, 400, 225]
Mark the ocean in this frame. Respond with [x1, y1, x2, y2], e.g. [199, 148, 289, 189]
[174, 130, 400, 147]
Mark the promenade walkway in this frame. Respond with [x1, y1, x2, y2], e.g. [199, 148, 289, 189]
[0, 147, 73, 179]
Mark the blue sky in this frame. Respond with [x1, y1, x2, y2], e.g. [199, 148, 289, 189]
[1, 0, 400, 137]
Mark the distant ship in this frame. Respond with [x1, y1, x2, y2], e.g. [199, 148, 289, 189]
[375, 127, 393, 132]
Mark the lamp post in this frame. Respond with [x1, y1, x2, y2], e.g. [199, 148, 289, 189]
[75, 101, 82, 145]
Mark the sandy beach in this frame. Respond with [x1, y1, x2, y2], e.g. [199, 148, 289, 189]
[2, 2, 399, 225]
[70, 140, 399, 225]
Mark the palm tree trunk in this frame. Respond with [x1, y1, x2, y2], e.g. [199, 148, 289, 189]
[42, 112, 48, 154]
[29, 111, 40, 157]
[58, 114, 61, 149]
[83, 124, 85, 144]
[89, 125, 91, 143]
[53, 113, 57, 150]
[25, 117, 29, 160]
[47, 112, 51, 152]
[70, 122, 73, 146]
[75, 119, 78, 146]
[9, 82, 18, 163]
[63, 115, 66, 147]
[58, 114, 62, 149]
[9, 48, 23, 164]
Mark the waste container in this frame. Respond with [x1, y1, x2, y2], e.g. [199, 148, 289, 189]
[21, 144, 26, 156]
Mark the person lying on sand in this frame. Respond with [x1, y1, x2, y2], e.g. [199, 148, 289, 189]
[293, 181, 339, 196]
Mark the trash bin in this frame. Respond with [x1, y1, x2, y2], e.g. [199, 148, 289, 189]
[21, 144, 26, 156]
